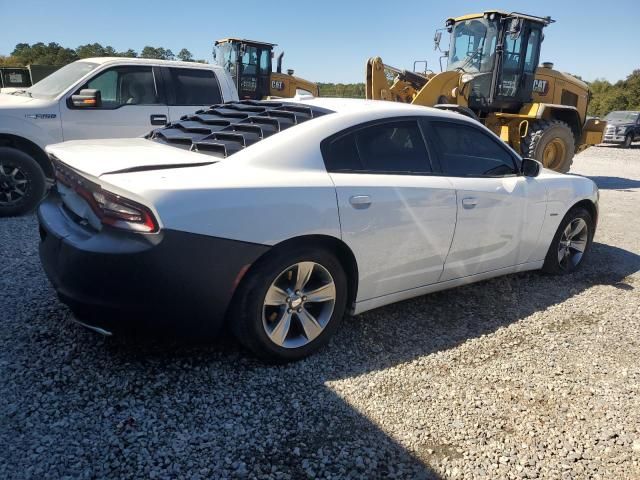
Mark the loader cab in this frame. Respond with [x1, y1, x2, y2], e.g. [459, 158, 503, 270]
[445, 11, 550, 113]
[214, 38, 275, 100]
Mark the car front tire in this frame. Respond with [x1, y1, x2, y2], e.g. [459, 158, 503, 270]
[230, 245, 348, 362]
[542, 207, 594, 274]
[0, 147, 46, 217]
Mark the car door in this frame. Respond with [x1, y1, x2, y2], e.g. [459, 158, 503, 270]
[424, 119, 547, 281]
[60, 65, 169, 140]
[162, 67, 223, 121]
[323, 119, 458, 302]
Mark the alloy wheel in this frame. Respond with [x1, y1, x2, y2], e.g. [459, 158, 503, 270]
[0, 162, 29, 206]
[262, 261, 336, 349]
[557, 218, 588, 271]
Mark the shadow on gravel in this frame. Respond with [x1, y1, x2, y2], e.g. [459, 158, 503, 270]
[3, 234, 640, 478]
[587, 176, 640, 190]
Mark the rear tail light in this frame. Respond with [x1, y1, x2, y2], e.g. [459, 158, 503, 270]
[91, 190, 158, 233]
[53, 158, 158, 233]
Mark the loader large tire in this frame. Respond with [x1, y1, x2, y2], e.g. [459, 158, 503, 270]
[522, 120, 575, 173]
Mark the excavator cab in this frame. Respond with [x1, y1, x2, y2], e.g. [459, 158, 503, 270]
[443, 12, 550, 112]
[214, 38, 276, 100]
[366, 10, 604, 173]
[214, 38, 318, 100]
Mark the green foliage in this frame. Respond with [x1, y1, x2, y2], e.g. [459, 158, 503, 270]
[140, 46, 175, 60]
[587, 69, 640, 116]
[0, 42, 193, 66]
[11, 42, 78, 65]
[177, 48, 194, 62]
[318, 82, 366, 98]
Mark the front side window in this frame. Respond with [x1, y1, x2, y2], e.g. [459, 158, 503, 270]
[83, 66, 159, 108]
[259, 49, 271, 75]
[429, 122, 517, 177]
[323, 120, 432, 174]
[168, 68, 221, 106]
[524, 28, 541, 73]
[241, 46, 259, 75]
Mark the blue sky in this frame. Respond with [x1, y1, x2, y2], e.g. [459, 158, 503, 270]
[0, 0, 637, 84]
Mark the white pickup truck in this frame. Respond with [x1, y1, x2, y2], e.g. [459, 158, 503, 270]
[0, 57, 238, 216]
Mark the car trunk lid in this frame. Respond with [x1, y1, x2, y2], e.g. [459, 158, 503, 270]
[46, 138, 217, 178]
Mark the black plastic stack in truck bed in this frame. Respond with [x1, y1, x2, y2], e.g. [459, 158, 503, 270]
[149, 100, 332, 158]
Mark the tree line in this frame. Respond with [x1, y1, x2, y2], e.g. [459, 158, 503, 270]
[0, 42, 206, 67]
[319, 69, 640, 117]
[1, 42, 637, 117]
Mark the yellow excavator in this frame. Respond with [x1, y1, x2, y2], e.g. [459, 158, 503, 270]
[366, 11, 605, 172]
[214, 38, 318, 100]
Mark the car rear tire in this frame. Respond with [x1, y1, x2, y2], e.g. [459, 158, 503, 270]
[542, 207, 594, 275]
[522, 120, 575, 173]
[230, 245, 348, 362]
[0, 147, 46, 217]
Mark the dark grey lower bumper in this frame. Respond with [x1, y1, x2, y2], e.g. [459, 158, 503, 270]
[37, 191, 270, 335]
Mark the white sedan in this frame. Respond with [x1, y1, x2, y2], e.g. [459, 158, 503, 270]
[38, 98, 598, 361]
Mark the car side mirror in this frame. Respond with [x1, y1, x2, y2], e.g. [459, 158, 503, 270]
[521, 157, 542, 177]
[70, 89, 101, 108]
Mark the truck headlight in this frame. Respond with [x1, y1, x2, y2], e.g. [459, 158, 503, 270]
[616, 126, 627, 134]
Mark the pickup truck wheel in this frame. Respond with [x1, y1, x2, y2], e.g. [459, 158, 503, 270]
[0, 147, 46, 217]
[542, 207, 594, 275]
[622, 134, 632, 148]
[230, 246, 347, 363]
[522, 120, 575, 173]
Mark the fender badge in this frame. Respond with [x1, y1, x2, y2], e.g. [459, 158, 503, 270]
[25, 113, 57, 119]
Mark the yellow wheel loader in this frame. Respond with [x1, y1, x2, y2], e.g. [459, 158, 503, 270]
[214, 38, 318, 100]
[366, 11, 605, 172]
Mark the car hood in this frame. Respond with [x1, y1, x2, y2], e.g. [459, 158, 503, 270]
[0, 92, 54, 108]
[46, 138, 217, 177]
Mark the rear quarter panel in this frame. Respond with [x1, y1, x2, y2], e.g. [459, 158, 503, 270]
[103, 125, 341, 246]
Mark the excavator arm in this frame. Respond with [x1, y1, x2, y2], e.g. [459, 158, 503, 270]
[365, 57, 428, 103]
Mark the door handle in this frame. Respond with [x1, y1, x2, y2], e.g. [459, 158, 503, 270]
[349, 195, 372, 209]
[150, 114, 167, 126]
[462, 197, 478, 209]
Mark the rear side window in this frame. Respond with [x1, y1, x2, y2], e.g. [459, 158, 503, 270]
[168, 68, 221, 106]
[429, 122, 518, 177]
[323, 120, 432, 174]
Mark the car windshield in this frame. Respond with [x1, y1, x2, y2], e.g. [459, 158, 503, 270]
[447, 17, 499, 73]
[605, 111, 639, 123]
[27, 61, 99, 99]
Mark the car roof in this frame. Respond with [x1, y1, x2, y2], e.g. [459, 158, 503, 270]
[289, 96, 469, 120]
[78, 57, 218, 69]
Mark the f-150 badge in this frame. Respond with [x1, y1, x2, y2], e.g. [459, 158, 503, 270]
[25, 113, 57, 119]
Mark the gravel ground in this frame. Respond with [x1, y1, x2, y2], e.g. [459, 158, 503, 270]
[1, 144, 640, 479]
